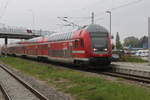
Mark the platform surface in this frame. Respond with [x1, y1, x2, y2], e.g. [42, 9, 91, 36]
[112, 62, 150, 72]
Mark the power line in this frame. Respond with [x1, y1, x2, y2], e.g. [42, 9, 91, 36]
[95, 17, 104, 21]
[57, 16, 81, 28]
[94, 0, 144, 22]
[111, 0, 143, 11]
[58, 16, 90, 19]
[0, 0, 10, 20]
[65, 0, 105, 15]
[56, 0, 144, 28]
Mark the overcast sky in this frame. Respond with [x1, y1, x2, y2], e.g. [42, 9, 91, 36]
[0, 0, 149, 44]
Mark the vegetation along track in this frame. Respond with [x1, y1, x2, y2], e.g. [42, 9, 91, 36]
[20, 56, 150, 84]
[0, 63, 49, 100]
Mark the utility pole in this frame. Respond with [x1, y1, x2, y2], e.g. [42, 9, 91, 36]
[106, 11, 112, 35]
[148, 17, 150, 65]
[91, 12, 94, 24]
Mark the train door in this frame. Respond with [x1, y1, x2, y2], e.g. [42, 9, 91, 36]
[68, 41, 73, 58]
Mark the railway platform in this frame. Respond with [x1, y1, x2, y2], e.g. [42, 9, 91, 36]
[111, 62, 150, 78]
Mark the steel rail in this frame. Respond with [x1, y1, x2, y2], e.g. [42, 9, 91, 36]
[101, 71, 150, 83]
[0, 81, 12, 100]
[0, 63, 49, 100]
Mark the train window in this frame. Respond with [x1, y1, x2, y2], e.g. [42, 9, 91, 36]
[59, 34, 61, 40]
[62, 34, 64, 40]
[57, 35, 59, 40]
[57, 34, 59, 40]
[74, 40, 78, 48]
[51, 36, 54, 41]
[58, 34, 61, 40]
[65, 33, 67, 40]
[66, 33, 69, 40]
[50, 37, 52, 41]
[60, 34, 63, 40]
[80, 39, 84, 48]
[64, 33, 67, 40]
[48, 36, 51, 41]
[55, 35, 57, 40]
[64, 34, 66, 40]
[56, 35, 58, 41]
[71, 32, 74, 37]
[62, 34, 65, 40]
[55, 35, 57, 41]
[54, 35, 57, 41]
[90, 32, 108, 37]
[68, 32, 71, 39]
[51, 36, 53, 41]
[67, 32, 70, 39]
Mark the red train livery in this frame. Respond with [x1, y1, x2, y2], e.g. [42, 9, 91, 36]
[2, 24, 112, 68]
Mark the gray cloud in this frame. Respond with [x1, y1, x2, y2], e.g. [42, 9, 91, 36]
[0, 0, 149, 44]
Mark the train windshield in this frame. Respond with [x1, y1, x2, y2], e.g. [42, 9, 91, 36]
[90, 32, 108, 53]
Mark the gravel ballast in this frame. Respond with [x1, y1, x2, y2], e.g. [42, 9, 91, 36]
[0, 66, 40, 100]
[1, 62, 73, 100]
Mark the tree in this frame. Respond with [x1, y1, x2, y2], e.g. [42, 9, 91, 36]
[123, 36, 139, 48]
[112, 43, 115, 49]
[139, 36, 148, 48]
[116, 32, 122, 49]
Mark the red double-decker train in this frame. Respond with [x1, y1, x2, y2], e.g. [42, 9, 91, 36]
[2, 24, 112, 68]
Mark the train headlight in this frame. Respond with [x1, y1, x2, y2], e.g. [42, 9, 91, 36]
[104, 48, 108, 51]
[93, 48, 97, 52]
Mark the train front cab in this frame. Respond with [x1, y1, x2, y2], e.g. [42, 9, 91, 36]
[88, 24, 112, 65]
[72, 24, 112, 66]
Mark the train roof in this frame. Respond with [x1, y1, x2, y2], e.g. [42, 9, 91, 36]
[46, 24, 109, 41]
[85, 24, 109, 33]
[47, 32, 74, 42]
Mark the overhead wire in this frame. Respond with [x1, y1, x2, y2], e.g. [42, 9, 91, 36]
[95, 0, 144, 23]
[111, 0, 143, 11]
[57, 0, 144, 30]
[0, 0, 10, 20]
[57, 0, 106, 27]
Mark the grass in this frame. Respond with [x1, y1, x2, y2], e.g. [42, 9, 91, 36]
[119, 55, 148, 63]
[1, 56, 150, 100]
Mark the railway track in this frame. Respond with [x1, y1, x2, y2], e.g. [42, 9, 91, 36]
[0, 63, 49, 100]
[0, 81, 11, 100]
[100, 71, 150, 84]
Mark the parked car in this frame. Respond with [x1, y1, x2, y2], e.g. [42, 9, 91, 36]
[135, 50, 149, 57]
[111, 54, 120, 61]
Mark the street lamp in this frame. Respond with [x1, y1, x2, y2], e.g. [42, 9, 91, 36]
[106, 11, 112, 34]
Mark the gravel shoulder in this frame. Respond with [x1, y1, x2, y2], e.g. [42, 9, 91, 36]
[0, 66, 40, 100]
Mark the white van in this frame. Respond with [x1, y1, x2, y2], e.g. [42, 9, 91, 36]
[135, 50, 149, 57]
